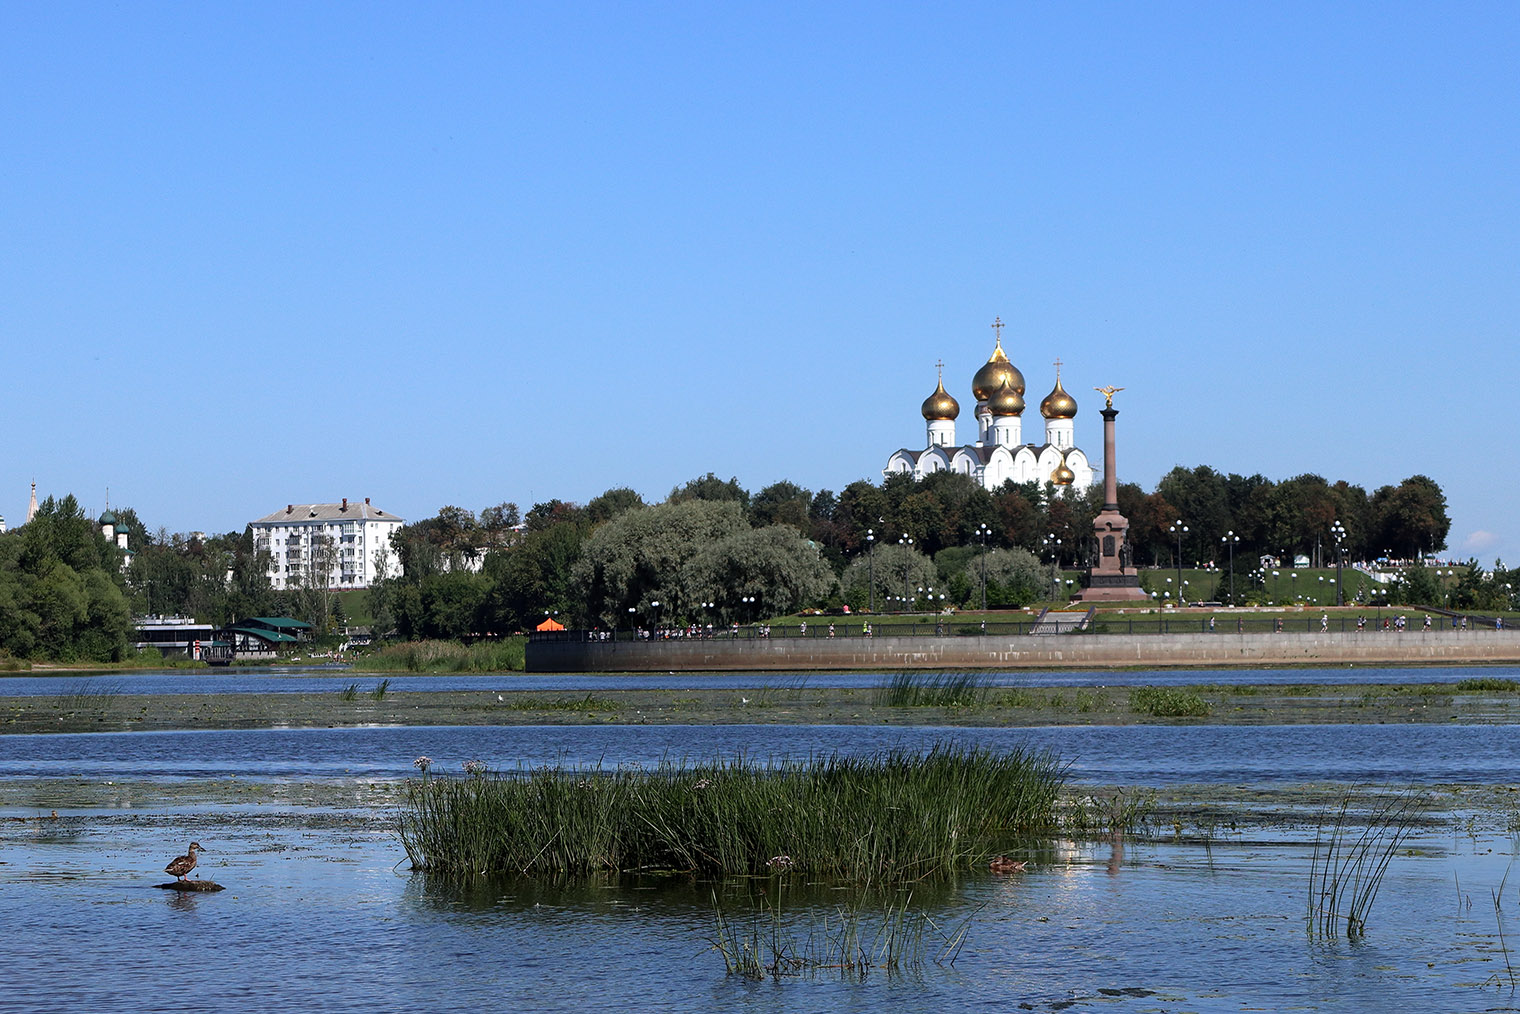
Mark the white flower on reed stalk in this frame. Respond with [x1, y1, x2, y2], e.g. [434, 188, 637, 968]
[766, 855, 794, 871]
[413, 756, 432, 772]
[694, 778, 712, 790]
[462, 759, 487, 776]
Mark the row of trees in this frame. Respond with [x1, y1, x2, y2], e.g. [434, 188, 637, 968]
[372, 467, 1456, 634]
[0, 496, 134, 661]
[0, 465, 1465, 658]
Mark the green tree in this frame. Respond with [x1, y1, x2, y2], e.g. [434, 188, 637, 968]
[668, 473, 750, 508]
[572, 500, 750, 627]
[981, 547, 1048, 608]
[420, 571, 490, 639]
[678, 526, 836, 622]
[585, 487, 644, 524]
[480, 519, 589, 633]
[750, 481, 813, 533]
[840, 542, 936, 612]
[1371, 475, 1450, 561]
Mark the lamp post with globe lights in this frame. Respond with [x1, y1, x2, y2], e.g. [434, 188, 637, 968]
[898, 535, 914, 610]
[975, 522, 992, 612]
[866, 528, 876, 612]
[1220, 530, 1240, 605]
[1169, 521, 1189, 604]
[1331, 520, 1347, 606]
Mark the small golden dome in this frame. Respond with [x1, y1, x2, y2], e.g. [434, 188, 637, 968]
[921, 374, 960, 421]
[988, 376, 1024, 416]
[972, 337, 1025, 402]
[1052, 462, 1076, 485]
[1040, 369, 1078, 420]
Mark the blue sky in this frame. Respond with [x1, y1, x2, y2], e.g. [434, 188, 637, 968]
[3, 3, 1516, 563]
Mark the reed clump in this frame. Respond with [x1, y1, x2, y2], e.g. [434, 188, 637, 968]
[1307, 788, 1422, 939]
[1455, 677, 1520, 692]
[364, 637, 525, 673]
[874, 672, 991, 708]
[710, 891, 969, 980]
[1128, 686, 1211, 718]
[399, 745, 1065, 884]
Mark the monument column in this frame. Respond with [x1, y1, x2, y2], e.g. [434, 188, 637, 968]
[1075, 387, 1148, 602]
[1102, 405, 1119, 510]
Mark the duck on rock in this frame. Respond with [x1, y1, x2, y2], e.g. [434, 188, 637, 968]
[165, 842, 206, 881]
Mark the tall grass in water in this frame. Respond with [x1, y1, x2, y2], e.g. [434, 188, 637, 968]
[400, 745, 1065, 884]
[365, 637, 525, 672]
[710, 891, 971, 980]
[875, 672, 991, 708]
[1307, 789, 1422, 939]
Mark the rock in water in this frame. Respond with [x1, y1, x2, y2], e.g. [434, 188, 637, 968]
[156, 880, 224, 892]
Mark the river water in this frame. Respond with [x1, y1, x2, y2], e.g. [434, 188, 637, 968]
[3, 665, 1520, 1012]
[3, 661, 1517, 695]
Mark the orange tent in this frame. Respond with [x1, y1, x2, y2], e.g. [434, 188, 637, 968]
[535, 617, 565, 631]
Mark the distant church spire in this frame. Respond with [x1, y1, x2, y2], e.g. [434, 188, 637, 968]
[26, 480, 37, 524]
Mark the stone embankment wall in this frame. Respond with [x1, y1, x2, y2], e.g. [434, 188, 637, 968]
[527, 631, 1520, 673]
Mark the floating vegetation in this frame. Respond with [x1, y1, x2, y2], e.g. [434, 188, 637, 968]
[1129, 686, 1211, 718]
[1307, 788, 1422, 939]
[1455, 677, 1520, 692]
[709, 890, 972, 980]
[875, 672, 991, 708]
[500, 693, 621, 712]
[399, 745, 1065, 884]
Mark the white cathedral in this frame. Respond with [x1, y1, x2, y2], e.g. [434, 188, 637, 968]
[884, 320, 1096, 492]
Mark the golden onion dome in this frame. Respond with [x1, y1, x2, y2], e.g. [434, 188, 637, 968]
[921, 375, 959, 421]
[972, 338, 1025, 402]
[1052, 461, 1076, 485]
[988, 376, 1025, 416]
[1040, 370, 1078, 420]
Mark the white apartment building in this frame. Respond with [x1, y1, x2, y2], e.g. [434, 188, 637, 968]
[250, 498, 405, 590]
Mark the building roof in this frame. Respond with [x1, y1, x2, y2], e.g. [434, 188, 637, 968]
[252, 500, 403, 524]
[225, 626, 301, 644]
[247, 616, 314, 630]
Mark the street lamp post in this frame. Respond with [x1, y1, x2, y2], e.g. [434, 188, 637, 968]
[1169, 521, 1189, 605]
[627, 606, 636, 640]
[1221, 530, 1240, 605]
[867, 528, 876, 613]
[899, 535, 913, 610]
[1331, 520, 1347, 607]
[1043, 533, 1063, 600]
[975, 522, 991, 612]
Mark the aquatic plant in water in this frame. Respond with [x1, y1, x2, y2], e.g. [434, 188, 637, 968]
[874, 672, 991, 708]
[1307, 788, 1422, 940]
[708, 889, 972, 980]
[1128, 686, 1211, 718]
[399, 745, 1065, 884]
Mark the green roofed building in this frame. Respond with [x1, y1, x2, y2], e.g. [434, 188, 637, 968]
[220, 616, 315, 658]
